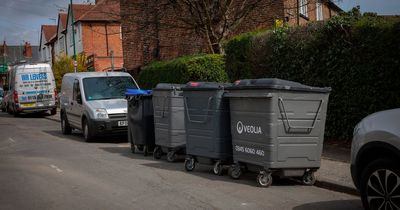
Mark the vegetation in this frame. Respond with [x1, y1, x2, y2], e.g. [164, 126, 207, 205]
[224, 8, 400, 141]
[53, 54, 87, 91]
[137, 54, 228, 89]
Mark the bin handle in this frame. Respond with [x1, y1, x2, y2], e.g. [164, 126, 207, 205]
[161, 96, 168, 118]
[278, 97, 323, 133]
[184, 96, 213, 124]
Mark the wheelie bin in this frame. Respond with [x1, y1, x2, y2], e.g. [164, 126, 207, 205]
[225, 78, 331, 187]
[126, 89, 155, 156]
[182, 82, 233, 175]
[152, 83, 186, 162]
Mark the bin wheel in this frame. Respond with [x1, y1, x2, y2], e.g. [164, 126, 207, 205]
[167, 151, 178, 162]
[136, 145, 144, 152]
[143, 145, 149, 156]
[130, 143, 135, 154]
[257, 171, 273, 187]
[184, 157, 196, 172]
[213, 161, 224, 176]
[229, 165, 242, 179]
[302, 171, 316, 186]
[153, 147, 163, 159]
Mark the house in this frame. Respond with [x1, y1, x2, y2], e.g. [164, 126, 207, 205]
[0, 41, 40, 87]
[284, 0, 342, 25]
[54, 13, 68, 58]
[120, 0, 342, 75]
[64, 0, 123, 71]
[39, 25, 57, 63]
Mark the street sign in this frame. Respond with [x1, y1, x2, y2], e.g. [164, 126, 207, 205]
[73, 60, 78, 67]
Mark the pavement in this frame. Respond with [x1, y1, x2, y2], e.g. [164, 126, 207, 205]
[0, 112, 362, 209]
[44, 109, 358, 195]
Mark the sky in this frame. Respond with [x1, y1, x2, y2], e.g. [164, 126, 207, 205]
[0, 0, 399, 46]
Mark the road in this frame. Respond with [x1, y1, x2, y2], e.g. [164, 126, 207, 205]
[0, 112, 362, 210]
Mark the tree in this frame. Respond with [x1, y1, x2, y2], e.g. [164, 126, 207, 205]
[164, 0, 268, 54]
[53, 54, 87, 91]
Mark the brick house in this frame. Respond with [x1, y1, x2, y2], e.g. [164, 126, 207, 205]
[64, 0, 123, 71]
[120, 0, 341, 75]
[54, 13, 68, 58]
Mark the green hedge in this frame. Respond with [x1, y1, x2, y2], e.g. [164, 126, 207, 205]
[137, 54, 228, 89]
[224, 8, 400, 141]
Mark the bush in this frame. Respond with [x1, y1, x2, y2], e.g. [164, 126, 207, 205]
[137, 54, 228, 89]
[224, 8, 400, 141]
[53, 54, 87, 91]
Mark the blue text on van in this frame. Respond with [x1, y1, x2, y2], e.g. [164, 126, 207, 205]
[21, 73, 48, 81]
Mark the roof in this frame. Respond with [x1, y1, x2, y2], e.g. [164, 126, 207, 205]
[72, 4, 95, 21]
[64, 71, 131, 79]
[42, 25, 57, 42]
[60, 13, 68, 29]
[327, 0, 343, 12]
[78, 0, 120, 22]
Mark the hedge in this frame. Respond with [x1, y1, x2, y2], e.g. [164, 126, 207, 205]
[137, 54, 228, 89]
[224, 8, 400, 141]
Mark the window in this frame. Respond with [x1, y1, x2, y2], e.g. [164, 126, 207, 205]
[59, 36, 65, 52]
[83, 77, 137, 101]
[73, 79, 81, 102]
[43, 47, 47, 60]
[299, 0, 308, 17]
[316, 0, 323, 21]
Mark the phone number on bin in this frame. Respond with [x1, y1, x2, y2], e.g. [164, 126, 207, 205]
[235, 145, 265, 157]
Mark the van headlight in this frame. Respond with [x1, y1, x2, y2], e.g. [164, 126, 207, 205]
[95, 108, 108, 119]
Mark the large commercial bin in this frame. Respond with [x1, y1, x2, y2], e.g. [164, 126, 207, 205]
[126, 89, 155, 156]
[225, 78, 331, 187]
[152, 83, 186, 162]
[182, 82, 233, 175]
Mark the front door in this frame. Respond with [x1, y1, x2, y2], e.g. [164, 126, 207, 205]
[68, 79, 84, 129]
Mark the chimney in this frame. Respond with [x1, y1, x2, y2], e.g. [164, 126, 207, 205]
[23, 42, 32, 58]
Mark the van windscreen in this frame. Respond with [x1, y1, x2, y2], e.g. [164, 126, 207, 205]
[83, 76, 137, 101]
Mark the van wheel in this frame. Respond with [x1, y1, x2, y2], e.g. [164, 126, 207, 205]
[61, 113, 72, 135]
[50, 108, 57, 115]
[13, 106, 20, 117]
[83, 119, 94, 142]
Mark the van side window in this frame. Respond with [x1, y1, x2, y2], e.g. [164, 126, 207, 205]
[73, 79, 81, 101]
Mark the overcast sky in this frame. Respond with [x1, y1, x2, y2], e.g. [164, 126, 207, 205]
[0, 0, 399, 46]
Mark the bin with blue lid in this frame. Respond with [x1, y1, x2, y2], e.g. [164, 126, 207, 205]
[182, 82, 233, 176]
[225, 78, 331, 187]
[126, 89, 155, 156]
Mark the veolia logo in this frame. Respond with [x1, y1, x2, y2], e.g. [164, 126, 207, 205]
[236, 121, 263, 135]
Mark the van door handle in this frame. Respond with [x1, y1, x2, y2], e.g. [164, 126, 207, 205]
[70, 102, 73, 105]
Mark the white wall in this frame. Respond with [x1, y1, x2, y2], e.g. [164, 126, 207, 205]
[66, 9, 83, 58]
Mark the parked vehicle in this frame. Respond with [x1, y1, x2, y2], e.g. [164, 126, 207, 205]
[60, 72, 138, 142]
[0, 87, 3, 111]
[6, 63, 57, 116]
[351, 108, 400, 210]
[1, 90, 9, 112]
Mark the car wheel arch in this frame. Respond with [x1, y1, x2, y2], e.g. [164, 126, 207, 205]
[354, 141, 400, 188]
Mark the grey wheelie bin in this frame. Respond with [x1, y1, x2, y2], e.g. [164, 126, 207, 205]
[126, 89, 155, 156]
[152, 83, 186, 162]
[225, 78, 331, 187]
[182, 82, 233, 175]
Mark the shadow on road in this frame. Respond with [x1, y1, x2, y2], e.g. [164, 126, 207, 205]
[99, 146, 303, 188]
[293, 199, 362, 210]
[0, 112, 50, 119]
[43, 130, 128, 144]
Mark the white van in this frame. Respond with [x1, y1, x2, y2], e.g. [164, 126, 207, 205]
[7, 63, 57, 116]
[60, 72, 138, 142]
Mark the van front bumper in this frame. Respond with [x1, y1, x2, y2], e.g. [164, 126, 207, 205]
[90, 118, 128, 136]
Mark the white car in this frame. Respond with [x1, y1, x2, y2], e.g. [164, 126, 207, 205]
[59, 72, 138, 142]
[351, 108, 400, 210]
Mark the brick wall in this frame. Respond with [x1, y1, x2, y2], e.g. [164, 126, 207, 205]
[82, 22, 123, 71]
[120, 0, 284, 75]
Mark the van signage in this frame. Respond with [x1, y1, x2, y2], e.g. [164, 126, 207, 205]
[236, 121, 263, 135]
[21, 73, 47, 81]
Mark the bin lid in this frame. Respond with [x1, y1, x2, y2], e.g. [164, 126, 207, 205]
[227, 78, 331, 93]
[182, 82, 232, 90]
[153, 83, 185, 91]
[125, 89, 153, 96]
